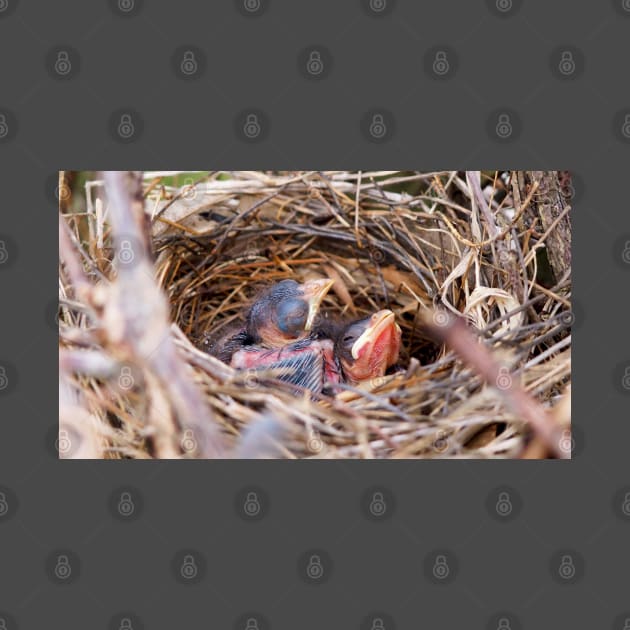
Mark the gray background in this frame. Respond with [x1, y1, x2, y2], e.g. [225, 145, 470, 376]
[0, 0, 629, 628]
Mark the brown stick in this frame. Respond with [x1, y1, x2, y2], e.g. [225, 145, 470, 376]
[103, 171, 225, 458]
[59, 215, 92, 302]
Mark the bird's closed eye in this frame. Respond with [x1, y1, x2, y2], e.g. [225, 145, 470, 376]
[276, 299, 309, 335]
[286, 305, 307, 321]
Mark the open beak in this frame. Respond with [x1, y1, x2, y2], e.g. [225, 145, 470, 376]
[351, 309, 399, 360]
[302, 278, 335, 331]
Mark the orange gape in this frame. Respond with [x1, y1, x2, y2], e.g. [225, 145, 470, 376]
[334, 310, 402, 385]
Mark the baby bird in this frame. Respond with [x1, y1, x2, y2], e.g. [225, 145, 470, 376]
[204, 278, 334, 363]
[333, 309, 401, 385]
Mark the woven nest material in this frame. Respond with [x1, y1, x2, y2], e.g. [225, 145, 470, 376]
[58, 170, 572, 459]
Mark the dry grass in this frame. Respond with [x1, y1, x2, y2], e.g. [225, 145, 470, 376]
[58, 170, 572, 459]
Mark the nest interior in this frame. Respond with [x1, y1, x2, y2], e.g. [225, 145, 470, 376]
[58, 170, 572, 459]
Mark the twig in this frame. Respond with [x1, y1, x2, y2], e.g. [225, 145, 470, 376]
[103, 171, 225, 458]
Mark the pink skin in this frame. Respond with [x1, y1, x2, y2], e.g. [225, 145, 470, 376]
[341, 310, 401, 384]
[231, 339, 341, 387]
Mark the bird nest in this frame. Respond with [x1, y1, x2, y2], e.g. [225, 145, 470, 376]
[58, 170, 572, 459]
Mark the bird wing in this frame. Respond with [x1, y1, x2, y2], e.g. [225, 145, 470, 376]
[260, 350, 324, 393]
[232, 344, 325, 393]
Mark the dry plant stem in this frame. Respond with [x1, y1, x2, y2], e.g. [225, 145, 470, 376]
[530, 171, 572, 282]
[103, 171, 225, 458]
[423, 311, 568, 459]
[145, 369, 180, 459]
[59, 216, 92, 302]
[468, 171, 522, 294]
[211, 187, 288, 258]
[59, 377, 102, 458]
[154, 172, 214, 219]
[59, 349, 118, 377]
